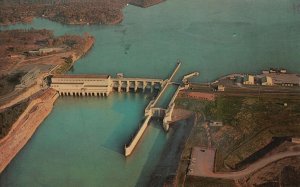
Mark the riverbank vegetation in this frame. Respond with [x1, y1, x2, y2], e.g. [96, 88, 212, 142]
[0, 100, 29, 138]
[0, 0, 127, 25]
[0, 29, 94, 97]
[0, 29, 93, 62]
[185, 176, 235, 187]
[174, 94, 300, 186]
[0, 0, 167, 26]
[0, 72, 25, 96]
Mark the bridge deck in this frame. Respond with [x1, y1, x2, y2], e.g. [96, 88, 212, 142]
[152, 62, 181, 107]
[111, 78, 163, 82]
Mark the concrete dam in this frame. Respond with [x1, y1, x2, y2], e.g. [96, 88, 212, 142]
[50, 62, 199, 157]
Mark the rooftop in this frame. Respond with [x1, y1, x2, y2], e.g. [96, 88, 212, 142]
[268, 73, 299, 85]
[243, 75, 254, 82]
[52, 74, 110, 79]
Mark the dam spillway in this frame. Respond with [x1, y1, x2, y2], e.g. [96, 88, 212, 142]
[50, 74, 164, 96]
[49, 62, 199, 157]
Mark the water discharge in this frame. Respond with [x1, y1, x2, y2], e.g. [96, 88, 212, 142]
[1, 0, 300, 186]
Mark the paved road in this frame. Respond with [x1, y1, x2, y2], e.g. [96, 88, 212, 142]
[188, 147, 300, 179]
[187, 84, 300, 100]
[190, 83, 300, 94]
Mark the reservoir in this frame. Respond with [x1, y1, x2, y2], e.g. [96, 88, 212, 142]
[1, 0, 300, 186]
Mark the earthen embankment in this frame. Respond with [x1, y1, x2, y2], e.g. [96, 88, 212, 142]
[125, 115, 152, 156]
[0, 89, 58, 173]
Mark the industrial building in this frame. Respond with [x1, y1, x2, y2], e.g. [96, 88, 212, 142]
[261, 76, 273, 86]
[50, 74, 112, 96]
[268, 73, 300, 87]
[243, 75, 255, 85]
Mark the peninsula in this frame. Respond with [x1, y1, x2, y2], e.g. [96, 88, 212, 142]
[0, 0, 166, 26]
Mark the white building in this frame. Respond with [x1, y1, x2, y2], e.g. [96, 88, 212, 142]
[243, 75, 255, 85]
[261, 76, 273, 86]
[217, 85, 225, 91]
[51, 74, 112, 96]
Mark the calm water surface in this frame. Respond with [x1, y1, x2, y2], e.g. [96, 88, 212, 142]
[1, 0, 300, 186]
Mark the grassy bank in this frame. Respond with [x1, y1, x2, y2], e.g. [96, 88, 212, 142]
[175, 94, 300, 185]
[174, 99, 209, 186]
[210, 96, 300, 171]
[185, 176, 235, 187]
[147, 116, 195, 186]
[0, 100, 29, 138]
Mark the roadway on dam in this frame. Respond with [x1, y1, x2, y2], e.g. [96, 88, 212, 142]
[152, 61, 182, 108]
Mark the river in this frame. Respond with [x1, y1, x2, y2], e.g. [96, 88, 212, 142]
[1, 0, 300, 186]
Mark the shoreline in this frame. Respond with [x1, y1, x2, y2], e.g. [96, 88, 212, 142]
[147, 112, 195, 186]
[129, 0, 165, 8]
[0, 0, 168, 27]
[0, 2, 125, 26]
[0, 89, 58, 173]
[0, 15, 123, 27]
[0, 35, 94, 173]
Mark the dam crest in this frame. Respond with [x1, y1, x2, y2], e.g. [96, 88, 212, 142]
[49, 62, 199, 156]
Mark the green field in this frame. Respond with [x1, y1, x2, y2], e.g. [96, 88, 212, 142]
[175, 94, 300, 185]
[185, 176, 235, 187]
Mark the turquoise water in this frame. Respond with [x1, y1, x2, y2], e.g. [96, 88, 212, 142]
[155, 84, 178, 108]
[3, 0, 300, 81]
[1, 0, 300, 186]
[0, 94, 167, 187]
